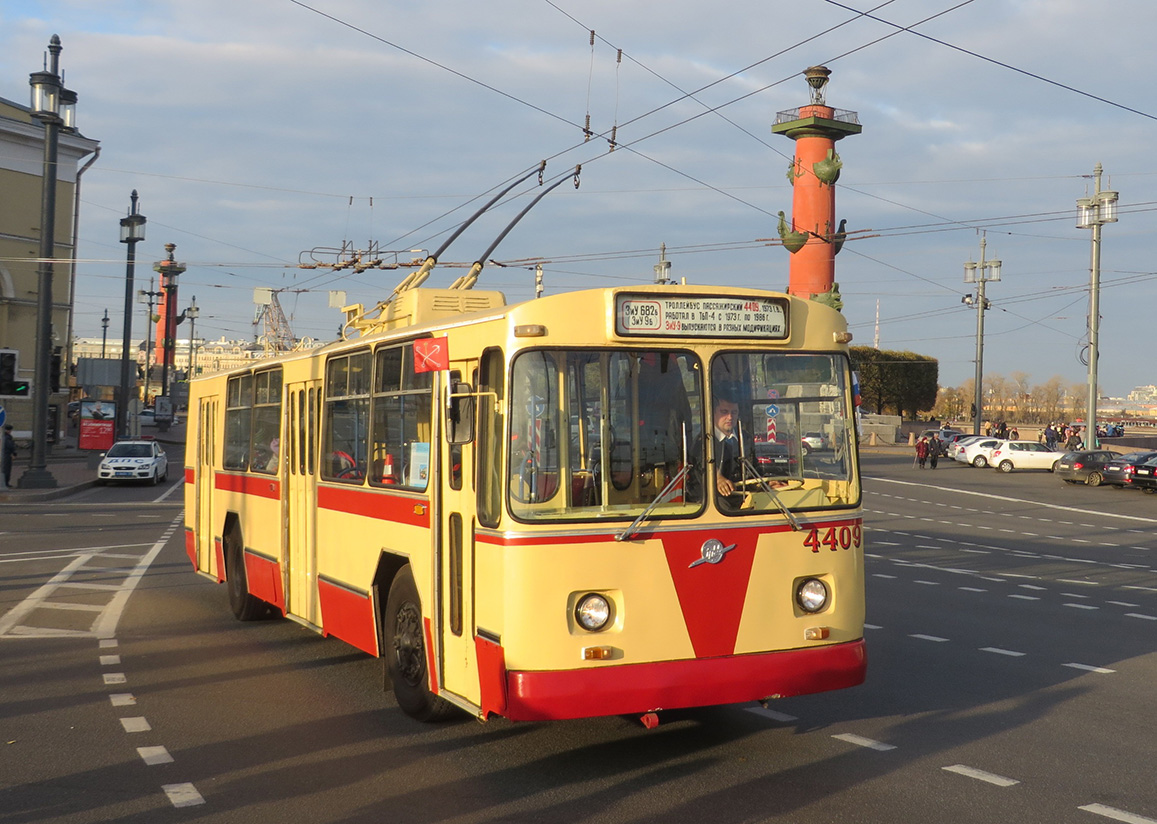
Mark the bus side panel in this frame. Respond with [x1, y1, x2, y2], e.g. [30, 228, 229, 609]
[317, 578, 378, 655]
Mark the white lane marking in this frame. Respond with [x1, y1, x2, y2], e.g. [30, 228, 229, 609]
[867, 477, 1157, 524]
[1009, 595, 1040, 601]
[137, 746, 174, 765]
[746, 706, 798, 723]
[1123, 586, 1157, 593]
[1063, 592, 1090, 599]
[864, 623, 883, 630]
[163, 783, 205, 808]
[1019, 584, 1047, 591]
[99, 639, 118, 648]
[873, 574, 897, 579]
[1059, 579, 1098, 585]
[120, 717, 151, 733]
[910, 634, 949, 642]
[959, 587, 988, 592]
[1107, 601, 1139, 607]
[942, 764, 1019, 786]
[1064, 663, 1115, 674]
[914, 580, 940, 586]
[1126, 613, 1157, 621]
[980, 647, 1026, 657]
[1078, 803, 1157, 824]
[833, 733, 896, 751]
[1065, 604, 1099, 611]
[103, 673, 126, 685]
[109, 693, 136, 707]
[99, 655, 121, 666]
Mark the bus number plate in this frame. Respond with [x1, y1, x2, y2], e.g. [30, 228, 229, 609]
[803, 523, 862, 553]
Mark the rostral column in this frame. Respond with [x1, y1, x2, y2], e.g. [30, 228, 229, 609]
[771, 66, 861, 306]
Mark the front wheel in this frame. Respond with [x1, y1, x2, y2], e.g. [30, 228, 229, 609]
[998, 460, 1014, 473]
[384, 566, 457, 722]
[225, 524, 267, 621]
[1087, 471, 1104, 487]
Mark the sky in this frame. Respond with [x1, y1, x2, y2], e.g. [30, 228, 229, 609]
[1, 0, 1154, 398]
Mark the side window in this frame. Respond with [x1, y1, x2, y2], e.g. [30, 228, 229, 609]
[250, 368, 283, 474]
[369, 342, 432, 490]
[477, 347, 504, 527]
[223, 374, 253, 470]
[322, 350, 371, 482]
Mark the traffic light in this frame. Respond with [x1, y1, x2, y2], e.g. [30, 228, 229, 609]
[970, 403, 977, 418]
[0, 351, 28, 396]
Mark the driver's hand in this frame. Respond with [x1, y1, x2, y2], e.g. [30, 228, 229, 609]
[717, 472, 734, 496]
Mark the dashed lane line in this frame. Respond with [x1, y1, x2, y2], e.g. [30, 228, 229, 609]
[942, 764, 1020, 787]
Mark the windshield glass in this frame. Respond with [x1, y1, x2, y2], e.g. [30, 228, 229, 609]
[709, 351, 858, 514]
[508, 349, 704, 521]
[107, 443, 154, 458]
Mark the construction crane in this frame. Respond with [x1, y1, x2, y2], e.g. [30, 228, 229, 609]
[253, 287, 299, 354]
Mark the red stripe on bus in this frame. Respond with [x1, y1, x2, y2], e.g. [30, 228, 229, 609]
[501, 639, 866, 722]
[185, 467, 195, 484]
[184, 528, 196, 569]
[215, 472, 281, 500]
[317, 485, 430, 527]
[243, 551, 285, 612]
[318, 579, 379, 656]
[475, 635, 508, 717]
[213, 537, 225, 583]
[424, 617, 439, 694]
[475, 518, 861, 548]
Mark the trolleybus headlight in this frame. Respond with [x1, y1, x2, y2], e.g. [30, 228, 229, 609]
[575, 593, 611, 632]
[796, 578, 829, 614]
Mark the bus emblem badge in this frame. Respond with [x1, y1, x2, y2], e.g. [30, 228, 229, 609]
[689, 539, 736, 568]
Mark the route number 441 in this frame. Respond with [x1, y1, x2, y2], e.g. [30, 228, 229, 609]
[803, 522, 862, 553]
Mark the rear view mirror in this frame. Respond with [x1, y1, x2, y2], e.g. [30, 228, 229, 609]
[447, 381, 474, 445]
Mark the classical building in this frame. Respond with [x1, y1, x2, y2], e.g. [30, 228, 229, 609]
[0, 91, 99, 434]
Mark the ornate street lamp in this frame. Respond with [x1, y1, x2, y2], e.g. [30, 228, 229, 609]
[118, 191, 147, 439]
[20, 36, 68, 488]
[154, 244, 185, 403]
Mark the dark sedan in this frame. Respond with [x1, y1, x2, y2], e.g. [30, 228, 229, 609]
[1102, 451, 1157, 488]
[1129, 457, 1157, 493]
[1055, 450, 1120, 486]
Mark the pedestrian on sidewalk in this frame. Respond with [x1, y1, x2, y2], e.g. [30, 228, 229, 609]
[2, 424, 16, 488]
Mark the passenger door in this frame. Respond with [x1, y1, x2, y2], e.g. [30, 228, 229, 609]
[285, 380, 321, 625]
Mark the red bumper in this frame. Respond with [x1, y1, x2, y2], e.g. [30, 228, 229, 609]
[499, 639, 866, 722]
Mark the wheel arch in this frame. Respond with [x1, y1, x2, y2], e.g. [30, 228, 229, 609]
[371, 551, 411, 656]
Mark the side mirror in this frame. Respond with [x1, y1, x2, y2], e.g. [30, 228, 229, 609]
[446, 381, 475, 445]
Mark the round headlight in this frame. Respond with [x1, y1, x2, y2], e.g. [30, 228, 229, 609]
[797, 578, 829, 613]
[575, 593, 611, 632]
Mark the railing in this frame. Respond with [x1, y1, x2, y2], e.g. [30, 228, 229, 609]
[775, 107, 860, 126]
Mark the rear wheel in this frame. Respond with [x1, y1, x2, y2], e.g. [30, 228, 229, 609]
[384, 566, 456, 722]
[1087, 471, 1104, 487]
[998, 460, 1014, 473]
[972, 455, 988, 468]
[225, 524, 267, 621]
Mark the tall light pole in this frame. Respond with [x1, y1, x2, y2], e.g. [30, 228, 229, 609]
[962, 234, 1001, 436]
[100, 309, 109, 358]
[1076, 163, 1118, 449]
[186, 297, 200, 378]
[137, 281, 163, 407]
[118, 191, 146, 440]
[20, 35, 74, 488]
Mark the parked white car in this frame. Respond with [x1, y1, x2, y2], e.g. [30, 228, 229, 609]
[948, 435, 985, 460]
[988, 440, 1068, 473]
[956, 437, 1003, 467]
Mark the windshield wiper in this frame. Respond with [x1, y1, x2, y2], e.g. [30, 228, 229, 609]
[739, 456, 802, 531]
[615, 463, 692, 542]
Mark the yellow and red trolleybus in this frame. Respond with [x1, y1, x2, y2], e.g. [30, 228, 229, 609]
[184, 282, 865, 723]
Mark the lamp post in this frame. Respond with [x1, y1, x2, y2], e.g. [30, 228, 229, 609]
[117, 191, 146, 440]
[962, 234, 1001, 437]
[137, 280, 163, 408]
[187, 297, 200, 378]
[1076, 163, 1118, 449]
[20, 35, 72, 488]
[101, 309, 109, 358]
[153, 244, 185, 401]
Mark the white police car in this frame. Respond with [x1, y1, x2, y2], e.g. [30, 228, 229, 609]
[97, 439, 169, 485]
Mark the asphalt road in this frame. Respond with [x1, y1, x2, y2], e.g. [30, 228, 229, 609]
[1, 453, 1155, 823]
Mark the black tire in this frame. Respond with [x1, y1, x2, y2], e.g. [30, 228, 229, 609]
[972, 455, 988, 468]
[225, 524, 266, 621]
[998, 460, 1014, 473]
[384, 566, 456, 722]
[1087, 471, 1104, 487]
[151, 468, 160, 485]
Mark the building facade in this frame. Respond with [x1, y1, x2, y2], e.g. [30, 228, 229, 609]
[0, 93, 99, 435]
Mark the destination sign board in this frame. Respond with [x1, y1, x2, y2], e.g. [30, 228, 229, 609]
[615, 295, 789, 339]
